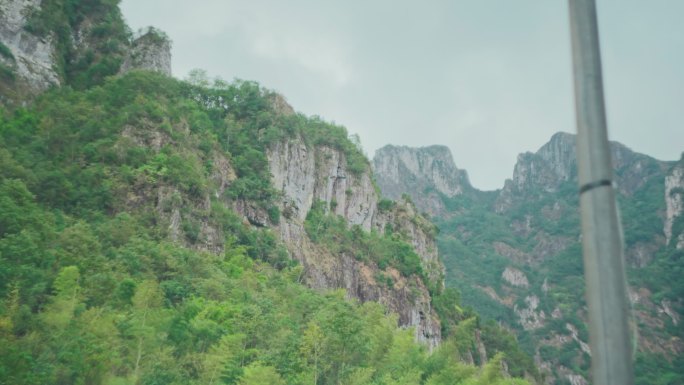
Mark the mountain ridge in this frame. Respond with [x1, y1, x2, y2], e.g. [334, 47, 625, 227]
[373, 132, 684, 385]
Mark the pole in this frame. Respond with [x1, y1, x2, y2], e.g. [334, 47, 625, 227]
[567, 1, 634, 385]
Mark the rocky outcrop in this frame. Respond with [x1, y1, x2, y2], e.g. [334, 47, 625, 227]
[502, 267, 529, 288]
[514, 295, 545, 331]
[629, 287, 684, 355]
[495, 132, 667, 212]
[665, 160, 684, 248]
[373, 145, 471, 215]
[0, 0, 60, 92]
[269, 138, 378, 230]
[509, 132, 577, 193]
[0, 0, 172, 106]
[120, 27, 172, 76]
[268, 136, 444, 348]
[373, 198, 444, 287]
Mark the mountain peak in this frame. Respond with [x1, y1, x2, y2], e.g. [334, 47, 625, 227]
[373, 144, 471, 215]
[496, 132, 669, 212]
[509, 132, 578, 192]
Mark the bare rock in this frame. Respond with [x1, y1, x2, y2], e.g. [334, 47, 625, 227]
[0, 0, 60, 92]
[372, 144, 471, 216]
[268, 135, 444, 347]
[665, 164, 684, 246]
[120, 27, 172, 76]
[502, 266, 529, 288]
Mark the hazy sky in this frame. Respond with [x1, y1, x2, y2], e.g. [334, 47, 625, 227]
[120, 1, 683, 190]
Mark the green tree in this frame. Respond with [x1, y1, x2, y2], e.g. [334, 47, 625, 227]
[129, 280, 167, 382]
[301, 321, 325, 385]
[238, 362, 286, 385]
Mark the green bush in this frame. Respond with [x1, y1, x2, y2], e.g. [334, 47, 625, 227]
[0, 42, 14, 60]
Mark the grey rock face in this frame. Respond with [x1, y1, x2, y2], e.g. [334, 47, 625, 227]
[373, 199, 444, 288]
[120, 28, 172, 76]
[0, 0, 60, 91]
[665, 161, 684, 248]
[373, 145, 471, 215]
[268, 135, 444, 349]
[496, 132, 667, 212]
[510, 132, 576, 193]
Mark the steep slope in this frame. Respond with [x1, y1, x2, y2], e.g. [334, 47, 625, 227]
[0, 2, 538, 383]
[0, 66, 539, 384]
[0, 0, 170, 106]
[373, 144, 472, 216]
[0, 0, 61, 97]
[267, 135, 444, 348]
[665, 157, 684, 249]
[373, 133, 684, 385]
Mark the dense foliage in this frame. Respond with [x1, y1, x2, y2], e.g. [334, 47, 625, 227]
[25, 0, 131, 89]
[0, 69, 533, 385]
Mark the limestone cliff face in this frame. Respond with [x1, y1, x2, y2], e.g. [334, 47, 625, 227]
[508, 132, 576, 194]
[269, 139, 378, 229]
[373, 145, 471, 216]
[120, 28, 172, 76]
[0, 0, 60, 94]
[496, 132, 667, 213]
[373, 199, 444, 288]
[665, 159, 684, 249]
[268, 136, 443, 349]
[0, 0, 171, 105]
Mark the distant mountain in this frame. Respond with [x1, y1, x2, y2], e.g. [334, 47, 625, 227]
[373, 144, 472, 216]
[373, 133, 684, 385]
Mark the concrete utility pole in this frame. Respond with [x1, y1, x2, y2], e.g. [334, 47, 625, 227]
[568, 1, 634, 385]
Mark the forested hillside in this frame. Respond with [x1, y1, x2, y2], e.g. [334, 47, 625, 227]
[0, 1, 540, 384]
[0, 63, 535, 385]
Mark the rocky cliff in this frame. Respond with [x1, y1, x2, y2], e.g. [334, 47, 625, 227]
[268, 136, 444, 348]
[0, 0, 60, 101]
[112, 90, 445, 349]
[119, 27, 172, 76]
[374, 133, 684, 384]
[0, 0, 444, 349]
[665, 157, 684, 249]
[0, 0, 171, 106]
[496, 132, 667, 213]
[373, 145, 472, 216]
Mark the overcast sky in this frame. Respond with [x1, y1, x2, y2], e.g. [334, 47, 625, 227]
[120, 1, 683, 190]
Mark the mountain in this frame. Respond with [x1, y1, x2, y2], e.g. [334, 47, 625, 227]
[372, 145, 472, 216]
[0, 1, 538, 384]
[373, 134, 684, 385]
[0, 0, 170, 105]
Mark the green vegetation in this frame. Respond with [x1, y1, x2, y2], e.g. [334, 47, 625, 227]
[0, 66, 534, 384]
[305, 200, 424, 279]
[433, 152, 684, 384]
[0, 63, 14, 82]
[25, 0, 130, 89]
[378, 198, 395, 212]
[0, 202, 521, 385]
[635, 351, 684, 385]
[0, 42, 14, 61]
